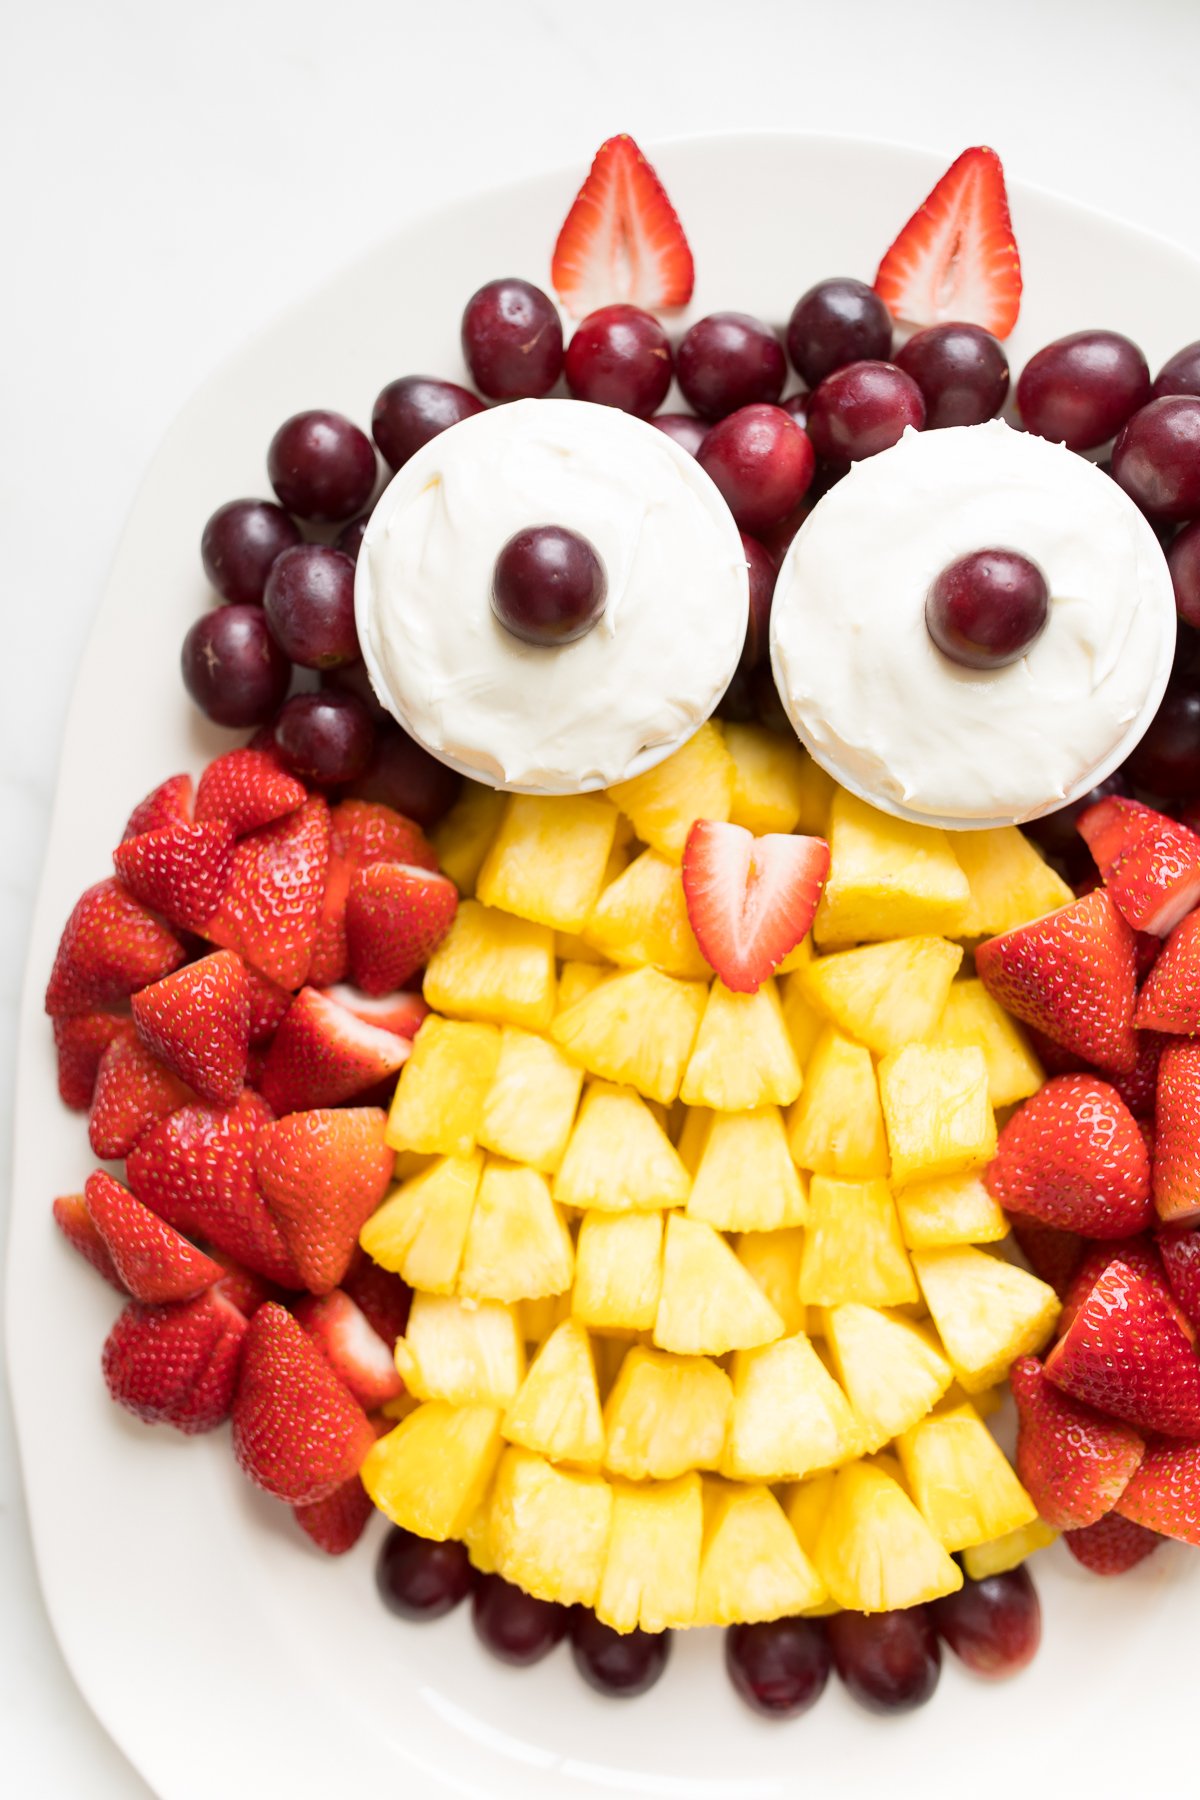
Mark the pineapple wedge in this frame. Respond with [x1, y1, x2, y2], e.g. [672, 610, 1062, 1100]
[583, 849, 710, 979]
[607, 721, 736, 861]
[551, 965, 707, 1105]
[822, 1304, 952, 1452]
[573, 1211, 664, 1333]
[961, 1518, 1059, 1580]
[786, 1027, 889, 1178]
[462, 1495, 498, 1574]
[502, 1318, 605, 1468]
[681, 981, 802, 1110]
[557, 960, 612, 1013]
[458, 1161, 574, 1303]
[554, 1081, 691, 1212]
[779, 966, 825, 1067]
[954, 826, 1074, 938]
[362, 1402, 503, 1540]
[597, 1473, 703, 1633]
[814, 1460, 962, 1611]
[396, 1292, 525, 1406]
[602, 1346, 732, 1479]
[799, 1176, 918, 1308]
[476, 793, 620, 932]
[724, 1333, 863, 1481]
[724, 722, 808, 835]
[895, 1171, 1009, 1250]
[695, 1480, 827, 1625]
[432, 782, 507, 897]
[804, 936, 963, 1056]
[476, 1027, 584, 1173]
[813, 789, 971, 949]
[489, 1447, 614, 1606]
[783, 1471, 836, 1558]
[385, 1018, 500, 1158]
[735, 1228, 807, 1335]
[360, 1151, 483, 1293]
[912, 1245, 1061, 1391]
[654, 1215, 784, 1355]
[934, 979, 1044, 1109]
[686, 1107, 807, 1231]
[898, 1403, 1038, 1551]
[424, 900, 556, 1031]
[878, 1042, 997, 1185]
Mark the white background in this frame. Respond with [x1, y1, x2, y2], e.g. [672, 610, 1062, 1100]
[3, 0, 1199, 1791]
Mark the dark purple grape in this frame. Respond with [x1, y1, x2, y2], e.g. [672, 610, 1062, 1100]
[201, 499, 301, 605]
[697, 404, 815, 534]
[376, 1526, 474, 1620]
[334, 515, 370, 565]
[267, 410, 377, 522]
[786, 278, 893, 387]
[782, 391, 811, 428]
[462, 278, 563, 400]
[651, 413, 708, 456]
[1112, 397, 1200, 521]
[827, 1607, 941, 1713]
[716, 668, 757, 722]
[676, 313, 786, 421]
[1126, 678, 1200, 796]
[896, 324, 1010, 430]
[564, 306, 673, 418]
[491, 526, 607, 645]
[930, 1567, 1041, 1678]
[751, 661, 791, 734]
[181, 605, 290, 728]
[263, 545, 359, 669]
[472, 1574, 569, 1666]
[1022, 768, 1129, 863]
[926, 549, 1049, 669]
[1169, 520, 1200, 629]
[371, 376, 484, 472]
[1152, 340, 1200, 401]
[322, 657, 386, 718]
[570, 1611, 670, 1697]
[347, 719, 461, 827]
[807, 362, 925, 463]
[725, 1617, 831, 1718]
[1017, 331, 1150, 451]
[739, 532, 778, 674]
[273, 690, 375, 788]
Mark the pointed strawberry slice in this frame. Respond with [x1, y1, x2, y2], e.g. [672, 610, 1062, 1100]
[52, 1010, 129, 1110]
[113, 819, 237, 935]
[681, 820, 829, 994]
[340, 1251, 411, 1346]
[1063, 1511, 1162, 1575]
[1136, 908, 1200, 1033]
[1007, 1214, 1084, 1299]
[318, 984, 429, 1041]
[122, 772, 194, 841]
[244, 964, 292, 1043]
[1078, 795, 1200, 936]
[1058, 1236, 1162, 1337]
[207, 795, 331, 990]
[1154, 1039, 1200, 1225]
[256, 1107, 394, 1295]
[1010, 1355, 1144, 1530]
[102, 1289, 248, 1433]
[873, 145, 1022, 338]
[84, 1169, 223, 1304]
[551, 133, 695, 320]
[292, 1474, 375, 1555]
[345, 862, 458, 996]
[1116, 1435, 1200, 1545]
[132, 949, 250, 1106]
[1045, 1258, 1200, 1438]
[1158, 1226, 1200, 1332]
[194, 746, 307, 836]
[306, 848, 353, 989]
[294, 1289, 404, 1409]
[53, 1193, 123, 1289]
[232, 1301, 375, 1503]
[88, 1027, 191, 1159]
[331, 799, 439, 872]
[975, 888, 1138, 1074]
[258, 987, 410, 1116]
[44, 878, 186, 1016]
[984, 1074, 1152, 1239]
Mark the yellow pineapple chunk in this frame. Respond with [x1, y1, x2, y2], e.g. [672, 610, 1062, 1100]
[962, 1518, 1059, 1579]
[359, 1151, 483, 1293]
[822, 1305, 952, 1452]
[554, 1081, 690, 1212]
[724, 722, 808, 834]
[686, 1107, 807, 1231]
[879, 1042, 996, 1185]
[489, 1446, 614, 1606]
[912, 1245, 1060, 1391]
[362, 1402, 503, 1540]
[681, 981, 802, 1110]
[800, 1177, 918, 1307]
[424, 901, 556, 1031]
[654, 1214, 784, 1355]
[815, 1460, 962, 1611]
[735, 1228, 807, 1335]
[779, 966, 825, 1067]
[458, 1160, 574, 1303]
[813, 789, 971, 949]
[395, 1292, 525, 1406]
[476, 793, 620, 932]
[583, 849, 710, 979]
[934, 979, 1044, 1109]
[955, 826, 1074, 937]
[724, 1334, 863, 1480]
[937, 1379, 1003, 1418]
[898, 1404, 1037, 1551]
[895, 1172, 1009, 1250]
[462, 1496, 498, 1574]
[502, 1319, 605, 1468]
[432, 782, 507, 897]
[786, 1028, 889, 1178]
[783, 1470, 836, 1558]
[573, 1211, 664, 1333]
[795, 755, 836, 837]
[476, 1027, 583, 1173]
[379, 1390, 420, 1422]
[804, 936, 963, 1056]
[695, 1481, 827, 1625]
[385, 1018, 500, 1158]
[607, 721, 736, 861]
[551, 965, 706, 1104]
[597, 1473, 703, 1633]
[602, 1346, 732, 1479]
[555, 930, 609, 967]
[556, 960, 612, 1013]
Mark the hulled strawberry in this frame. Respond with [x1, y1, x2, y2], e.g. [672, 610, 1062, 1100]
[102, 1289, 248, 1433]
[231, 1302, 375, 1503]
[44, 879, 185, 1016]
[1153, 1040, 1200, 1225]
[1136, 908, 1200, 1034]
[1045, 1258, 1200, 1438]
[292, 1475, 375, 1555]
[88, 1028, 191, 1159]
[255, 1108, 395, 1294]
[52, 1193, 123, 1289]
[1063, 1511, 1163, 1575]
[257, 987, 410, 1116]
[84, 1169, 223, 1304]
[332, 799, 438, 873]
[1078, 795, 1200, 936]
[52, 1010, 130, 1110]
[873, 145, 1022, 338]
[1116, 1435, 1200, 1546]
[551, 132, 695, 319]
[194, 746, 306, 836]
[1009, 1354, 1144, 1530]
[1058, 1236, 1162, 1337]
[984, 1075, 1153, 1238]
[318, 985, 429, 1041]
[682, 819, 830, 994]
[122, 772, 193, 840]
[306, 849, 353, 989]
[294, 1289, 404, 1409]
[345, 862, 458, 996]
[207, 795, 331, 989]
[1158, 1227, 1200, 1332]
[113, 819, 237, 935]
[131, 949, 250, 1106]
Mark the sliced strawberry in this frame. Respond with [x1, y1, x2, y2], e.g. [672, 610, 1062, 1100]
[1078, 795, 1200, 936]
[52, 1193, 123, 1289]
[306, 848, 352, 989]
[1045, 1258, 1200, 1438]
[88, 1028, 191, 1159]
[345, 862, 458, 997]
[1009, 1355, 1144, 1530]
[1115, 1435, 1200, 1546]
[975, 889, 1138, 1074]
[984, 1075, 1152, 1239]
[1106, 1029, 1165, 1120]
[331, 798, 439, 872]
[1154, 1039, 1200, 1225]
[1006, 1215, 1084, 1299]
[44, 878, 186, 1016]
[194, 746, 307, 836]
[244, 964, 292, 1043]
[292, 1475, 374, 1555]
[255, 1107, 394, 1295]
[1058, 1236, 1162, 1338]
[1135, 907, 1200, 1034]
[206, 1246, 280, 1319]
[258, 987, 410, 1116]
[84, 1169, 223, 1304]
[294, 1289, 404, 1409]
[131, 949, 250, 1106]
[231, 1301, 375, 1503]
[1063, 1512, 1162, 1575]
[102, 1289, 248, 1433]
[681, 820, 829, 994]
[341, 1251, 412, 1346]
[551, 133, 694, 320]
[52, 1010, 129, 1109]
[122, 772, 193, 841]
[873, 145, 1022, 338]
[113, 820, 237, 935]
[1158, 1226, 1200, 1332]
[207, 795, 331, 990]
[1078, 796, 1161, 870]
[318, 984, 429, 1041]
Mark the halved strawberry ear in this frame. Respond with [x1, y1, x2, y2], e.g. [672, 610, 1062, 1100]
[552, 133, 694, 320]
[874, 146, 1022, 339]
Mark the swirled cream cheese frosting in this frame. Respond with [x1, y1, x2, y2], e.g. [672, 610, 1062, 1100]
[355, 398, 749, 792]
[770, 421, 1176, 826]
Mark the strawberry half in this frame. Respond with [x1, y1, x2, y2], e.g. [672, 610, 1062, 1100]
[257, 987, 410, 1116]
[1136, 908, 1200, 1034]
[52, 1193, 123, 1289]
[88, 1027, 191, 1159]
[122, 772, 193, 841]
[292, 1475, 375, 1555]
[84, 1169, 223, 1304]
[1063, 1511, 1162, 1575]
[44, 878, 186, 1017]
[332, 799, 439, 873]
[52, 1010, 129, 1110]
[294, 1289, 404, 1409]
[1045, 1258, 1200, 1438]
[132, 949, 250, 1106]
[113, 819, 237, 935]
[1058, 1236, 1162, 1338]
[681, 820, 830, 994]
[1154, 1039, 1200, 1225]
[231, 1301, 375, 1503]
[1158, 1227, 1200, 1332]
[1009, 1354, 1144, 1530]
[551, 133, 695, 319]
[255, 1107, 395, 1295]
[207, 795, 331, 990]
[345, 862, 458, 996]
[319, 984, 429, 1041]
[194, 746, 306, 837]
[975, 889, 1138, 1074]
[306, 848, 353, 989]
[1078, 795, 1200, 936]
[102, 1289, 248, 1433]
[873, 145, 1022, 338]
[1116, 1435, 1200, 1546]
[984, 1075, 1152, 1239]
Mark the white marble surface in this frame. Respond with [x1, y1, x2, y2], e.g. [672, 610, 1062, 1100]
[3, 0, 1199, 1789]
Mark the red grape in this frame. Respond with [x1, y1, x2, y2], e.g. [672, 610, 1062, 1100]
[896, 324, 1010, 430]
[751, 661, 791, 734]
[273, 691, 375, 788]
[181, 605, 290, 728]
[786, 278, 893, 386]
[1153, 340, 1200, 401]
[650, 413, 708, 456]
[697, 404, 815, 534]
[725, 1617, 830, 1718]
[1168, 520, 1200, 628]
[1126, 678, 1200, 796]
[1017, 331, 1150, 451]
[376, 1526, 473, 1620]
[472, 1574, 568, 1666]
[348, 719, 461, 827]
[371, 376, 484, 471]
[267, 410, 377, 522]
[739, 532, 778, 673]
[334, 515, 370, 565]
[462, 278, 563, 400]
[201, 498, 301, 605]
[1112, 396, 1200, 521]
[491, 526, 607, 645]
[926, 549, 1049, 669]
[570, 1612, 670, 1697]
[564, 305, 673, 417]
[827, 1607, 941, 1713]
[676, 312, 786, 421]
[263, 545, 359, 669]
[931, 1567, 1041, 1678]
[807, 361, 925, 463]
[782, 391, 811, 429]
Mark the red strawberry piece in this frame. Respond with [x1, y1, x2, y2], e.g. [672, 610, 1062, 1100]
[1158, 1227, 1200, 1332]
[293, 1475, 374, 1555]
[132, 949, 250, 1106]
[44, 878, 186, 1017]
[88, 1027, 192, 1159]
[682, 821, 832, 995]
[1153, 1039, 1200, 1225]
[126, 1091, 301, 1288]
[122, 772, 194, 841]
[551, 132, 695, 320]
[1045, 1258, 1200, 1438]
[1063, 1511, 1162, 1575]
[1115, 1435, 1200, 1546]
[231, 1302, 375, 1503]
[319, 984, 429, 1041]
[256, 1107, 394, 1295]
[1078, 795, 1200, 936]
[52, 1010, 129, 1109]
[306, 848, 353, 989]
[258, 987, 410, 1116]
[873, 145, 1022, 339]
[1058, 1236, 1162, 1338]
[194, 746, 307, 837]
[341, 1250, 412, 1346]
[102, 1289, 248, 1433]
[1007, 1215, 1084, 1300]
[1009, 1354, 1144, 1530]
[984, 1075, 1152, 1238]
[345, 862, 458, 997]
[112, 820, 237, 936]
[294, 1289, 404, 1409]
[1135, 907, 1200, 1034]
[331, 799, 439, 873]
[975, 889, 1138, 1074]
[1077, 796, 1160, 871]
[52, 1193, 123, 1289]
[84, 1168, 223, 1304]
[244, 964, 292, 1043]
[206, 1246, 281, 1318]
[1106, 1030, 1165, 1120]
[207, 795, 331, 989]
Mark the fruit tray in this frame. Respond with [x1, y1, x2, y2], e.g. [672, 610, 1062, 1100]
[9, 132, 1200, 1800]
